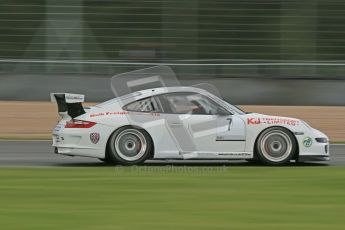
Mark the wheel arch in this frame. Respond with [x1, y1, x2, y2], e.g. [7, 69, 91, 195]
[105, 125, 155, 160]
[253, 126, 299, 160]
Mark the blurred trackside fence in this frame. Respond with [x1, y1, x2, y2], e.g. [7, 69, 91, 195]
[1, 57, 345, 78]
[2, 58, 345, 79]
[1, 0, 345, 104]
[2, 0, 345, 78]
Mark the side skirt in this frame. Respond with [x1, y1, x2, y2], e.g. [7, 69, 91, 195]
[181, 151, 253, 159]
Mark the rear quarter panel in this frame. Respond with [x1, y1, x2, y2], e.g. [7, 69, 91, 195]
[79, 103, 179, 159]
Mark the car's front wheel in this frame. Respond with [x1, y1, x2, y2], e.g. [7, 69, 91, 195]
[256, 127, 297, 166]
[108, 126, 153, 165]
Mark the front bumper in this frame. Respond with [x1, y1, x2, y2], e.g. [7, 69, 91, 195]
[298, 155, 330, 162]
[295, 128, 330, 162]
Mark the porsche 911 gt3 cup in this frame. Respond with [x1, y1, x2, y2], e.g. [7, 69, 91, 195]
[51, 66, 330, 166]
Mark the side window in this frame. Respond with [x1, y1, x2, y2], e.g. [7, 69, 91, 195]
[162, 92, 230, 115]
[124, 97, 160, 112]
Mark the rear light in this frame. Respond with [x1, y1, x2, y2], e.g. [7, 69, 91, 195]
[65, 119, 96, 128]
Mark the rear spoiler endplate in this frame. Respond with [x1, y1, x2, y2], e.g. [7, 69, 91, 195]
[50, 93, 85, 118]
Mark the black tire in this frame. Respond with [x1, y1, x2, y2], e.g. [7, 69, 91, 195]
[256, 127, 297, 166]
[98, 157, 113, 165]
[107, 126, 153, 165]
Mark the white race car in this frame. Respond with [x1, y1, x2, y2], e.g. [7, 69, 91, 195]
[51, 85, 330, 166]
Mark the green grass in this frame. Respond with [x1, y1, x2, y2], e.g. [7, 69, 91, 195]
[0, 167, 345, 230]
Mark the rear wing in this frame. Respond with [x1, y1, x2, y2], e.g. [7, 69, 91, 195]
[50, 93, 85, 118]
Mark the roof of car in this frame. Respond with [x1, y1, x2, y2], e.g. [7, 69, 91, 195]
[96, 86, 213, 108]
[135, 86, 207, 97]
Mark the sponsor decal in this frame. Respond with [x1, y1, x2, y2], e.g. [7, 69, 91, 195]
[247, 118, 261, 125]
[218, 152, 251, 157]
[90, 132, 100, 144]
[247, 117, 300, 126]
[90, 111, 160, 118]
[66, 95, 83, 100]
[303, 136, 313, 148]
[150, 112, 160, 117]
[90, 111, 129, 117]
[64, 93, 85, 103]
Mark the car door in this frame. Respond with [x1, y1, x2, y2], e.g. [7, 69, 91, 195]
[122, 95, 192, 158]
[156, 93, 199, 153]
[157, 92, 246, 156]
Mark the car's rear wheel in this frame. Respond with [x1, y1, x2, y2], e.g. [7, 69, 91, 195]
[108, 126, 153, 165]
[256, 127, 296, 166]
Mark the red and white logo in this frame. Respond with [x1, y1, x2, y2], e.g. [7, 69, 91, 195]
[90, 132, 100, 144]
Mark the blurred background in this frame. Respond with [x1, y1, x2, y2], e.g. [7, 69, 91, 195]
[0, 0, 345, 105]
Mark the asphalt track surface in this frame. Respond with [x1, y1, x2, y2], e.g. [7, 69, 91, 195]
[0, 140, 344, 167]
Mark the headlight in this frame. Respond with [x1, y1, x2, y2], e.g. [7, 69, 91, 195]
[315, 137, 328, 143]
